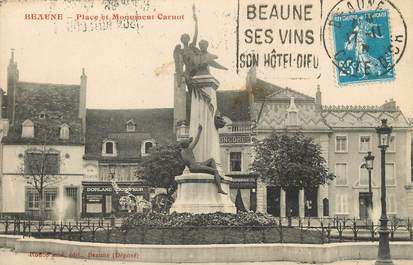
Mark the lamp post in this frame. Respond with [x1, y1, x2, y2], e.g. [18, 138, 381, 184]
[375, 119, 393, 265]
[109, 165, 116, 225]
[364, 151, 375, 213]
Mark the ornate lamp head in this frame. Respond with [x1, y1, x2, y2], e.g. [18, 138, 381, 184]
[376, 119, 393, 148]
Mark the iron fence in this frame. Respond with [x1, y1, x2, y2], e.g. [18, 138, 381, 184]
[0, 216, 412, 244]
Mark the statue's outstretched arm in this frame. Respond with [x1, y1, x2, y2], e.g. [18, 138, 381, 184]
[209, 60, 228, 70]
[191, 5, 198, 47]
[189, 124, 202, 150]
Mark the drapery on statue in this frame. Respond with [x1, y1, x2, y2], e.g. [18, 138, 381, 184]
[173, 4, 228, 83]
[179, 124, 227, 194]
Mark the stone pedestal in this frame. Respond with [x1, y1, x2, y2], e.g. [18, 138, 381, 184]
[171, 74, 236, 214]
[170, 170, 236, 214]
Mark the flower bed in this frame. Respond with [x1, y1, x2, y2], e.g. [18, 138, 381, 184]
[65, 212, 324, 244]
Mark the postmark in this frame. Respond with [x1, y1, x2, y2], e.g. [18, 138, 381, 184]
[322, 0, 407, 85]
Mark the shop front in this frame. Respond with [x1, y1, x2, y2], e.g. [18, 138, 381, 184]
[81, 181, 150, 217]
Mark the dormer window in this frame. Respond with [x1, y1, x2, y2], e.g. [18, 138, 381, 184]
[102, 140, 117, 156]
[141, 139, 155, 156]
[22, 119, 34, 138]
[39, 112, 46, 120]
[287, 97, 299, 126]
[59, 124, 70, 140]
[126, 119, 136, 132]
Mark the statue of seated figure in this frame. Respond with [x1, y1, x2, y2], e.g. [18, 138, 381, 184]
[179, 124, 227, 195]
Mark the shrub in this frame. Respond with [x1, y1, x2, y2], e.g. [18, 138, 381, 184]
[121, 211, 280, 230]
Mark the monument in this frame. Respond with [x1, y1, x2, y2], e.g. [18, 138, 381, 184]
[170, 5, 236, 214]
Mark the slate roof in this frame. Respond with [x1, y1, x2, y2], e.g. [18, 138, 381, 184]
[2, 81, 84, 145]
[185, 90, 251, 122]
[254, 101, 331, 131]
[84, 108, 174, 161]
[321, 100, 411, 128]
[216, 90, 250, 122]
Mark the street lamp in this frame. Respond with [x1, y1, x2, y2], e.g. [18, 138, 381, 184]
[364, 151, 375, 213]
[375, 119, 393, 265]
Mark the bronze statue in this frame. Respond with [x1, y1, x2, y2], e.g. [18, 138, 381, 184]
[179, 124, 227, 194]
[173, 4, 227, 82]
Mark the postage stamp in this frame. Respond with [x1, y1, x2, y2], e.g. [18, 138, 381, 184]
[322, 0, 408, 86]
[332, 10, 394, 85]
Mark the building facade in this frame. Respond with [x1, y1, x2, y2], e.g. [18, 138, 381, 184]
[0, 51, 85, 219]
[82, 108, 174, 217]
[218, 69, 413, 218]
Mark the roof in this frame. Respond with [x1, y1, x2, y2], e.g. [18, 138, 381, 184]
[84, 108, 174, 161]
[252, 78, 314, 102]
[321, 99, 411, 128]
[216, 90, 250, 122]
[185, 90, 251, 122]
[2, 81, 84, 145]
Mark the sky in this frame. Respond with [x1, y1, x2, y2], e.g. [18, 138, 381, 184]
[0, 0, 412, 118]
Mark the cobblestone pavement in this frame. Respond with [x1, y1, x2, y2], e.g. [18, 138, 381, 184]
[0, 248, 411, 265]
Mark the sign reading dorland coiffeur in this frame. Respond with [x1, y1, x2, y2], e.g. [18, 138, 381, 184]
[85, 187, 144, 193]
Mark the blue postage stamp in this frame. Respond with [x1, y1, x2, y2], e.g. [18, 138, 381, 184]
[332, 10, 394, 85]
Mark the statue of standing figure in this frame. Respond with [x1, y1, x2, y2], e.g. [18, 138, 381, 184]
[173, 4, 227, 83]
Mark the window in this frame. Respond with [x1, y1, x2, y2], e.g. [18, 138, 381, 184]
[145, 142, 153, 153]
[22, 119, 34, 138]
[106, 142, 114, 154]
[388, 135, 396, 152]
[59, 124, 70, 140]
[335, 135, 348, 152]
[102, 140, 117, 156]
[45, 189, 57, 209]
[25, 152, 59, 175]
[27, 189, 40, 209]
[38, 112, 46, 120]
[385, 163, 395, 186]
[230, 152, 242, 172]
[26, 188, 57, 210]
[141, 140, 155, 156]
[387, 192, 397, 214]
[359, 164, 369, 186]
[336, 194, 348, 214]
[359, 135, 371, 152]
[335, 163, 347, 185]
[126, 119, 136, 132]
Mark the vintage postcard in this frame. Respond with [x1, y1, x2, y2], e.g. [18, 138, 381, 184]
[0, 0, 412, 264]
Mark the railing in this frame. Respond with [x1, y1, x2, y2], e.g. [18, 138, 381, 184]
[0, 216, 412, 244]
[230, 122, 252, 132]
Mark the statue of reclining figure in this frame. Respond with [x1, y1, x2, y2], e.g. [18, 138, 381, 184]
[179, 124, 227, 195]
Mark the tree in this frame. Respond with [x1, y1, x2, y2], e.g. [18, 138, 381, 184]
[251, 132, 335, 190]
[17, 124, 64, 220]
[141, 143, 185, 195]
[20, 146, 62, 219]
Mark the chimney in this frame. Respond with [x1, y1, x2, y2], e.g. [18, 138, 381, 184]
[246, 67, 256, 93]
[246, 66, 257, 108]
[0, 88, 3, 119]
[79, 68, 87, 136]
[315, 84, 322, 111]
[7, 49, 19, 125]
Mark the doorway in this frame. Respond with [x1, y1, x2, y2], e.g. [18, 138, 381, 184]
[304, 187, 318, 217]
[65, 187, 79, 219]
[267, 187, 280, 217]
[286, 188, 299, 217]
[359, 192, 370, 219]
